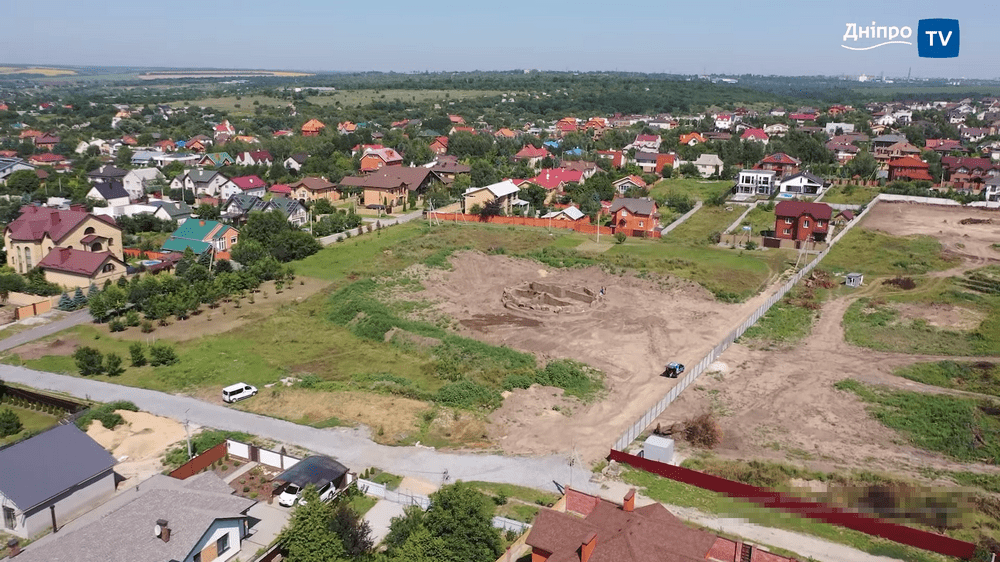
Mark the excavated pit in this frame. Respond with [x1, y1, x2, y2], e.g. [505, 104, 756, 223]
[501, 281, 604, 315]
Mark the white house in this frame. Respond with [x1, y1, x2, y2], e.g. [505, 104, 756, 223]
[463, 179, 525, 214]
[0, 425, 116, 539]
[778, 171, 827, 196]
[123, 168, 165, 201]
[0, 157, 35, 184]
[764, 123, 789, 137]
[219, 175, 267, 201]
[86, 181, 131, 207]
[824, 122, 856, 136]
[714, 113, 734, 130]
[170, 170, 233, 197]
[235, 150, 274, 167]
[692, 153, 724, 178]
[13, 472, 256, 562]
[735, 169, 776, 195]
[284, 153, 308, 172]
[984, 176, 1000, 202]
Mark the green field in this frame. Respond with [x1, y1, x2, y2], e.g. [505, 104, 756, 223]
[0, 405, 59, 446]
[665, 204, 745, 244]
[307, 89, 509, 107]
[650, 178, 732, 203]
[820, 185, 878, 206]
[738, 288, 820, 347]
[821, 228, 959, 277]
[466, 481, 560, 523]
[895, 361, 1000, 397]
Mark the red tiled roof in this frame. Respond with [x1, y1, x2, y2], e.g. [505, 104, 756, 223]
[231, 175, 267, 190]
[679, 132, 706, 144]
[789, 113, 817, 120]
[893, 168, 934, 181]
[38, 248, 123, 277]
[760, 152, 801, 165]
[941, 156, 993, 170]
[741, 128, 768, 140]
[28, 153, 65, 163]
[515, 145, 549, 159]
[887, 156, 929, 169]
[269, 184, 292, 194]
[775, 200, 833, 221]
[529, 168, 583, 190]
[634, 134, 659, 143]
[448, 114, 465, 124]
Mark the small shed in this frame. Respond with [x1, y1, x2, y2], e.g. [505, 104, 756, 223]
[846, 272, 864, 288]
[642, 435, 675, 464]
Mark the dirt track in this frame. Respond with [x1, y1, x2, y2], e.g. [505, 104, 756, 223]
[661, 203, 1000, 480]
[419, 251, 786, 461]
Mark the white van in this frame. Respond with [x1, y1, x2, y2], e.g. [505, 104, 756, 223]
[222, 383, 258, 403]
[278, 481, 335, 507]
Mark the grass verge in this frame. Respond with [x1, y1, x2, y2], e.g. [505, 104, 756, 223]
[895, 361, 1000, 397]
[822, 229, 959, 277]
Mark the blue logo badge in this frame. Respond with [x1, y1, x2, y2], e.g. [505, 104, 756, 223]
[917, 19, 960, 58]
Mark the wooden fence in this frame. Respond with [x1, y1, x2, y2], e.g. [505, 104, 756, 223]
[608, 450, 977, 559]
[167, 441, 227, 480]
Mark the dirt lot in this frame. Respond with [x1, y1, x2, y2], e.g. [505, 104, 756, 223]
[86, 410, 188, 485]
[9, 337, 78, 359]
[660, 203, 1000, 480]
[95, 277, 331, 343]
[419, 251, 782, 461]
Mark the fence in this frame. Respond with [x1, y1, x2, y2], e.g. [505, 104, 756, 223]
[226, 439, 300, 471]
[430, 212, 665, 238]
[13, 299, 52, 320]
[0, 383, 87, 414]
[608, 450, 977, 559]
[168, 441, 227, 480]
[611, 196, 881, 452]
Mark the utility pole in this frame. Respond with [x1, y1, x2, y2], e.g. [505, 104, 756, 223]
[184, 409, 193, 460]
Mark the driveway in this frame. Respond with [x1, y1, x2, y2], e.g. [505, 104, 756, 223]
[364, 500, 406, 545]
[238, 502, 290, 560]
[0, 309, 92, 352]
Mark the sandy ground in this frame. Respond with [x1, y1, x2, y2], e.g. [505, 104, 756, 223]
[10, 336, 78, 359]
[660, 203, 1000, 481]
[418, 251, 786, 461]
[96, 277, 331, 343]
[86, 410, 188, 485]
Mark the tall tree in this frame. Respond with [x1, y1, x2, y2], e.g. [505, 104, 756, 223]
[423, 482, 503, 562]
[280, 487, 347, 562]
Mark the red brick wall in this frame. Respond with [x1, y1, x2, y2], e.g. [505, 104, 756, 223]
[611, 210, 657, 233]
[565, 487, 601, 517]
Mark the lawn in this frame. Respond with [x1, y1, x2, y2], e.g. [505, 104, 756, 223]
[738, 287, 820, 347]
[835, 379, 1000, 464]
[623, 468, 948, 562]
[170, 95, 290, 115]
[664, 204, 745, 245]
[0, 404, 59, 446]
[466, 481, 560, 523]
[649, 178, 732, 203]
[894, 361, 1000, 397]
[737, 203, 776, 235]
[821, 228, 959, 277]
[348, 493, 378, 517]
[307, 89, 509, 107]
[820, 185, 878, 206]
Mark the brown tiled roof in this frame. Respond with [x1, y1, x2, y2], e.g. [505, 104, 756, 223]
[38, 248, 124, 277]
[774, 200, 832, 221]
[339, 167, 437, 192]
[5, 206, 114, 243]
[289, 177, 336, 192]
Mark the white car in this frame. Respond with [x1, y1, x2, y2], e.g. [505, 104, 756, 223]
[222, 382, 258, 403]
[279, 481, 336, 507]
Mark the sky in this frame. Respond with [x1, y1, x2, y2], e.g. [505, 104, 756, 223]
[3, 0, 999, 79]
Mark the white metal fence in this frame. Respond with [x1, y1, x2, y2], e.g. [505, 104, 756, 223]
[611, 196, 883, 452]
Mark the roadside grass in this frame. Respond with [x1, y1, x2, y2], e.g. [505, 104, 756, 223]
[820, 185, 878, 206]
[369, 471, 403, 490]
[894, 361, 1000, 397]
[348, 493, 378, 517]
[0, 404, 58, 446]
[649, 178, 732, 203]
[622, 468, 947, 562]
[665, 204, 745, 245]
[466, 481, 560, 523]
[821, 228, 959, 276]
[843, 288, 1000, 356]
[835, 379, 1000, 464]
[738, 287, 821, 347]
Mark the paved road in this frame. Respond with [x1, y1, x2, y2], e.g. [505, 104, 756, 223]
[0, 309, 92, 352]
[0, 364, 595, 495]
[319, 209, 425, 246]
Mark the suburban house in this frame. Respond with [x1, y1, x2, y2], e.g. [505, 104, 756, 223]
[198, 152, 235, 167]
[875, 141, 922, 168]
[86, 181, 130, 207]
[87, 164, 129, 184]
[612, 175, 647, 195]
[826, 142, 859, 164]
[764, 123, 789, 137]
[526, 488, 797, 562]
[219, 175, 268, 201]
[463, 180, 524, 214]
[162, 219, 239, 254]
[426, 156, 472, 183]
[740, 128, 769, 144]
[340, 167, 441, 208]
[541, 206, 586, 221]
[523, 169, 584, 201]
[266, 197, 309, 227]
[692, 153, 724, 177]
[0, 424, 116, 539]
[359, 147, 403, 173]
[774, 200, 832, 242]
[148, 200, 193, 225]
[627, 134, 662, 152]
[887, 156, 933, 182]
[337, 121, 357, 134]
[735, 169, 776, 196]
[985, 176, 1000, 201]
[289, 176, 340, 203]
[5, 206, 123, 277]
[14, 472, 256, 562]
[429, 136, 448, 155]
[755, 153, 801, 178]
[234, 150, 273, 167]
[0, 157, 35, 184]
[678, 132, 706, 146]
[122, 168, 165, 201]
[301, 119, 326, 137]
[222, 193, 267, 223]
[28, 153, 68, 167]
[833, 209, 855, 226]
[633, 151, 660, 174]
[941, 156, 1000, 183]
[38, 247, 128, 288]
[170, 170, 233, 197]
[284, 153, 308, 172]
[778, 171, 827, 196]
[34, 134, 60, 151]
[560, 160, 599, 181]
[610, 198, 659, 234]
[513, 145, 550, 168]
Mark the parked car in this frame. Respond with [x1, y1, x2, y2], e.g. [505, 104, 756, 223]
[222, 382, 258, 403]
[278, 481, 336, 507]
[663, 362, 685, 378]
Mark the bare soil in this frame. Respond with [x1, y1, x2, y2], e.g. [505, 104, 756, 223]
[9, 337, 78, 359]
[660, 203, 1000, 481]
[96, 277, 331, 343]
[419, 251, 784, 461]
[86, 410, 187, 486]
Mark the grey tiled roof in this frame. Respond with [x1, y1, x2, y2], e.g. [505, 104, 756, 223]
[0, 424, 115, 511]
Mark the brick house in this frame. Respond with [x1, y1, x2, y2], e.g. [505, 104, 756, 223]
[755, 153, 801, 178]
[301, 119, 326, 137]
[610, 198, 659, 235]
[359, 147, 403, 173]
[4, 206, 123, 278]
[526, 488, 798, 562]
[289, 176, 340, 203]
[887, 156, 933, 182]
[774, 200, 832, 242]
[514, 145, 550, 168]
[339, 167, 441, 209]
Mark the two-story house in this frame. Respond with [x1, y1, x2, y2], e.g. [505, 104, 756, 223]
[219, 175, 268, 201]
[162, 219, 239, 255]
[170, 170, 233, 198]
[735, 169, 776, 196]
[774, 200, 832, 242]
[610, 198, 659, 235]
[289, 176, 340, 203]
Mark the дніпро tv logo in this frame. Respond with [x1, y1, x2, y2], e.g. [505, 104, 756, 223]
[842, 19, 959, 58]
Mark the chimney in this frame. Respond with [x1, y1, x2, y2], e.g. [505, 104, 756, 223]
[7, 538, 19, 558]
[156, 519, 171, 542]
[580, 531, 597, 562]
[623, 488, 636, 512]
